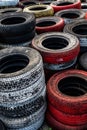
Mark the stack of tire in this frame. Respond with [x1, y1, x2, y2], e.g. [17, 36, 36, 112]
[0, 12, 36, 48]
[46, 70, 87, 130]
[0, 47, 46, 130]
[32, 32, 80, 81]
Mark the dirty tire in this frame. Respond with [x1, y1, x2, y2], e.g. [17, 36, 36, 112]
[36, 16, 64, 34]
[23, 5, 54, 18]
[64, 19, 87, 52]
[32, 32, 80, 64]
[47, 70, 87, 115]
[50, 0, 81, 12]
[55, 9, 85, 24]
[46, 112, 87, 130]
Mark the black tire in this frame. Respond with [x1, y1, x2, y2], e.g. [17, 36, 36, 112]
[64, 19, 87, 52]
[0, 8, 22, 14]
[0, 12, 35, 37]
[0, 47, 45, 117]
[0, 120, 6, 130]
[55, 9, 85, 24]
[0, 29, 35, 44]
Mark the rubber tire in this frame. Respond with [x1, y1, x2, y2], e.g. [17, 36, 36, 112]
[50, 0, 81, 13]
[21, 0, 38, 7]
[0, 47, 45, 116]
[0, 12, 35, 37]
[0, 8, 22, 14]
[81, 3, 87, 12]
[0, 29, 35, 44]
[78, 52, 87, 70]
[32, 32, 80, 64]
[55, 9, 85, 24]
[48, 103, 87, 126]
[23, 5, 54, 18]
[47, 69, 87, 115]
[36, 16, 64, 34]
[1, 102, 46, 129]
[46, 112, 87, 130]
[64, 19, 87, 52]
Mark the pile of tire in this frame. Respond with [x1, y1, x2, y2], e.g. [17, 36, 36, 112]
[0, 12, 36, 48]
[46, 70, 87, 130]
[0, 47, 46, 130]
[32, 32, 80, 81]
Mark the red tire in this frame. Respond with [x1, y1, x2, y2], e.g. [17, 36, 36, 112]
[46, 112, 87, 130]
[50, 0, 81, 13]
[48, 103, 87, 126]
[32, 32, 80, 64]
[47, 69, 87, 115]
[36, 16, 64, 34]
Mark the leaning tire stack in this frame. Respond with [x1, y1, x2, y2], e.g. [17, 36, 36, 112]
[46, 70, 87, 130]
[0, 47, 46, 130]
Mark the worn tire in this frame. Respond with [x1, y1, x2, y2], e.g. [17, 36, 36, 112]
[55, 9, 85, 24]
[0, 8, 22, 14]
[0, 47, 45, 117]
[46, 112, 87, 130]
[50, 0, 81, 12]
[36, 16, 64, 34]
[23, 5, 54, 18]
[0, 12, 35, 37]
[64, 19, 87, 52]
[48, 103, 87, 126]
[32, 32, 80, 64]
[47, 69, 87, 115]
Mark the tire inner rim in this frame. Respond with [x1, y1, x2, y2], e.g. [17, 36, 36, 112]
[30, 7, 46, 11]
[58, 76, 87, 96]
[61, 13, 79, 19]
[42, 37, 68, 49]
[56, 2, 73, 6]
[0, 54, 29, 73]
[36, 21, 56, 27]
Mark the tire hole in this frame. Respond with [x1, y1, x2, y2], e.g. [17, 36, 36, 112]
[0, 54, 29, 73]
[73, 24, 87, 35]
[61, 13, 79, 19]
[36, 21, 56, 27]
[42, 37, 68, 49]
[30, 7, 46, 11]
[1, 17, 26, 25]
[57, 2, 73, 6]
[58, 76, 87, 96]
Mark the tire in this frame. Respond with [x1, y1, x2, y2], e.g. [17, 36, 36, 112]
[23, 5, 54, 18]
[0, 120, 6, 130]
[0, 12, 35, 37]
[39, 1, 54, 5]
[0, 29, 35, 44]
[36, 16, 64, 34]
[0, 47, 45, 117]
[1, 102, 46, 129]
[0, 8, 22, 14]
[21, 0, 38, 7]
[55, 9, 85, 24]
[48, 103, 87, 126]
[50, 0, 81, 13]
[81, 3, 87, 12]
[32, 32, 80, 64]
[46, 112, 87, 130]
[64, 19, 87, 52]
[47, 69, 87, 115]
[78, 52, 87, 70]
